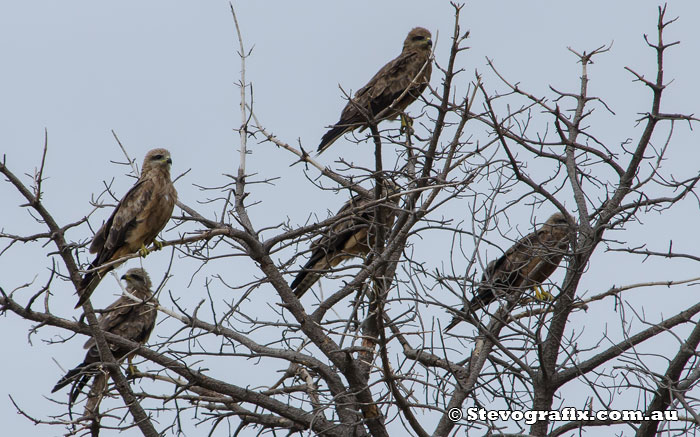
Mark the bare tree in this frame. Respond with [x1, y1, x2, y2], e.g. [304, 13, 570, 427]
[1, 4, 699, 437]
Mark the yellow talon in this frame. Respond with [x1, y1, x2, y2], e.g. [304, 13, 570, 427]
[534, 285, 553, 301]
[153, 240, 164, 251]
[126, 356, 138, 377]
[138, 244, 151, 257]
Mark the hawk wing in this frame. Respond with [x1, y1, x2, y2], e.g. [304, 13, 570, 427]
[472, 226, 553, 307]
[91, 177, 173, 264]
[53, 296, 157, 402]
[77, 176, 175, 307]
[348, 51, 430, 124]
[291, 192, 397, 298]
[318, 48, 431, 154]
[90, 179, 150, 261]
[445, 214, 569, 332]
[494, 223, 568, 293]
[83, 294, 157, 351]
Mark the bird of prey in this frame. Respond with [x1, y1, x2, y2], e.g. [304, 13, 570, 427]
[76, 148, 176, 308]
[317, 27, 433, 155]
[445, 213, 570, 332]
[290, 184, 400, 298]
[53, 268, 158, 405]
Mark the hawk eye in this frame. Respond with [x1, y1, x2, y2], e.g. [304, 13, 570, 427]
[152, 154, 163, 160]
[412, 35, 425, 41]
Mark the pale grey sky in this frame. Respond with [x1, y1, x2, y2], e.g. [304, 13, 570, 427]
[1, 1, 699, 436]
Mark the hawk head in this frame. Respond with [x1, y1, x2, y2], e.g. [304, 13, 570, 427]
[545, 212, 568, 227]
[404, 27, 432, 52]
[141, 148, 173, 175]
[121, 267, 153, 291]
[543, 212, 570, 243]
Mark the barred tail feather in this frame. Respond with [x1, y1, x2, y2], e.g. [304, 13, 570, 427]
[290, 271, 322, 299]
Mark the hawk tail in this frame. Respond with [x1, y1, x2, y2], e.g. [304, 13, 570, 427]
[51, 361, 91, 400]
[443, 315, 461, 333]
[69, 373, 92, 405]
[445, 287, 496, 333]
[317, 125, 350, 155]
[75, 274, 100, 308]
[75, 258, 111, 308]
[470, 287, 495, 310]
[290, 271, 322, 299]
[290, 253, 332, 298]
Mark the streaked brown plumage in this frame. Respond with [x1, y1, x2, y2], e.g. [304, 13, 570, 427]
[445, 213, 570, 332]
[76, 149, 176, 308]
[317, 27, 433, 154]
[53, 268, 158, 404]
[290, 184, 400, 298]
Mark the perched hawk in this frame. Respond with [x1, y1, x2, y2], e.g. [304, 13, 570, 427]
[53, 268, 158, 404]
[445, 213, 570, 332]
[317, 27, 433, 154]
[290, 184, 400, 298]
[76, 148, 176, 308]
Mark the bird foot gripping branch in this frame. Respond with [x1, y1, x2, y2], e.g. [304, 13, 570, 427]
[138, 244, 151, 258]
[152, 239, 166, 252]
[125, 361, 139, 379]
[533, 285, 553, 302]
[399, 114, 415, 135]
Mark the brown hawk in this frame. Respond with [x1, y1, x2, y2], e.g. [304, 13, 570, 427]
[76, 148, 176, 308]
[445, 213, 570, 332]
[53, 268, 158, 404]
[291, 184, 400, 298]
[317, 27, 433, 154]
